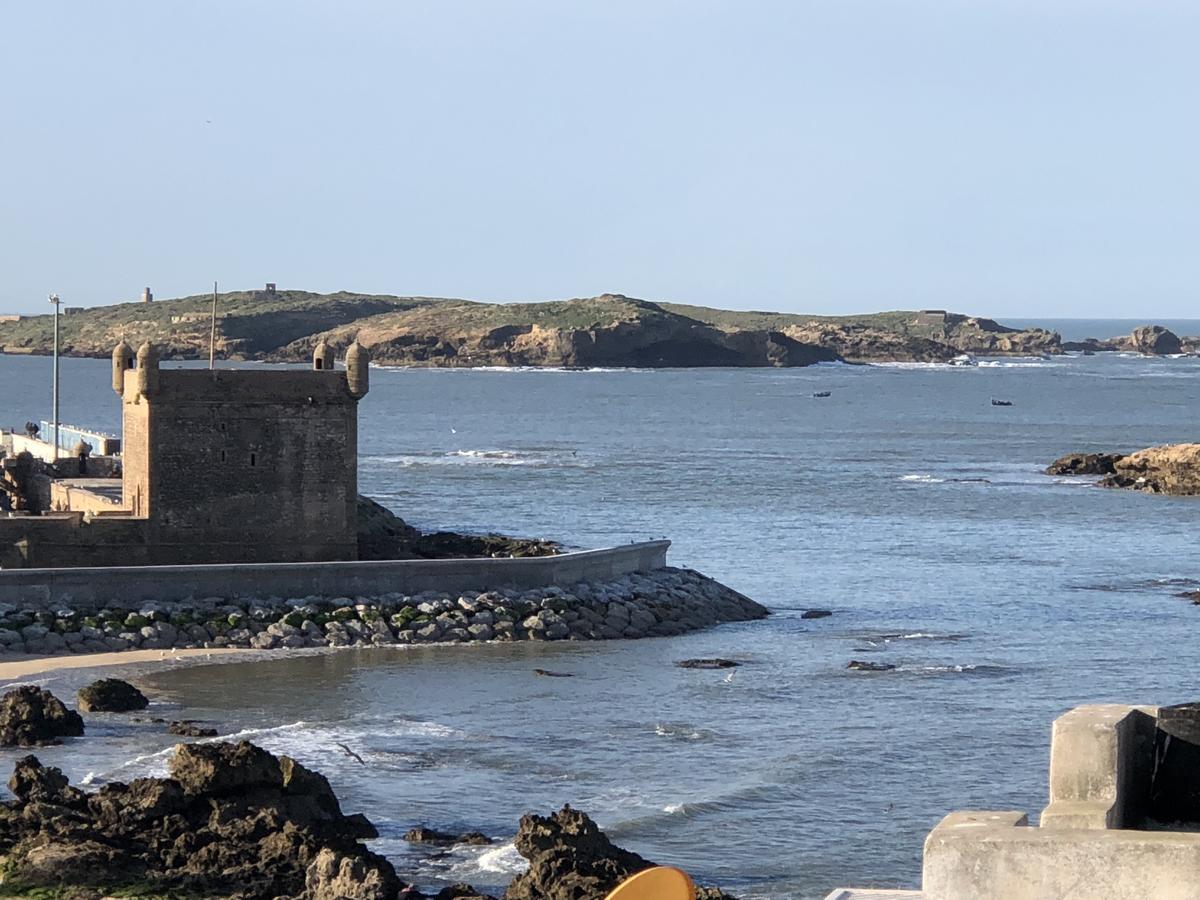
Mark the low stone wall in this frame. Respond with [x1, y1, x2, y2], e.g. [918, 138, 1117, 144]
[0, 541, 671, 608]
[0, 566, 767, 657]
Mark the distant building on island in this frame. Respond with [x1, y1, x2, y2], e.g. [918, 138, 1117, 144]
[141, 286, 153, 303]
[0, 340, 370, 568]
[914, 309, 948, 326]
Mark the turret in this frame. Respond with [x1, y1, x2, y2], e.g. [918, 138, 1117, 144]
[313, 340, 334, 371]
[135, 342, 159, 397]
[346, 341, 369, 399]
[112, 340, 134, 395]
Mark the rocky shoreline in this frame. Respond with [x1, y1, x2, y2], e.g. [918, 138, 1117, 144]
[0, 731, 735, 899]
[0, 683, 742, 899]
[0, 567, 767, 658]
[1047, 445, 1200, 496]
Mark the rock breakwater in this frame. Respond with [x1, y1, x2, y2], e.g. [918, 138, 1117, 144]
[0, 567, 766, 658]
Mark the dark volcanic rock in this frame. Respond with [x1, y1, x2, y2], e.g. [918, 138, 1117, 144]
[404, 826, 493, 846]
[358, 494, 560, 561]
[675, 658, 740, 669]
[168, 720, 219, 737]
[0, 686, 84, 746]
[77, 678, 149, 713]
[504, 805, 736, 900]
[169, 739, 283, 795]
[847, 660, 897, 672]
[432, 885, 499, 900]
[801, 609, 833, 619]
[1046, 452, 1126, 476]
[410, 531, 560, 560]
[503, 805, 654, 900]
[0, 741, 398, 899]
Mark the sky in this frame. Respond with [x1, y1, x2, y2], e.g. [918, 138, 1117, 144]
[1, 1, 1197, 317]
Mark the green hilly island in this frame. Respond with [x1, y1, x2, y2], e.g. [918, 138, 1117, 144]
[0, 289, 1062, 367]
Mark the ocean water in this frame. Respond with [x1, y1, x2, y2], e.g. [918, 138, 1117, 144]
[2, 345, 1200, 898]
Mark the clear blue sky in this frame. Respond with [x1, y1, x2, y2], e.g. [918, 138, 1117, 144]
[2, 1, 1196, 317]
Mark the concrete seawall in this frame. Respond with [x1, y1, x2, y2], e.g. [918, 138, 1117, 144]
[0, 540, 671, 609]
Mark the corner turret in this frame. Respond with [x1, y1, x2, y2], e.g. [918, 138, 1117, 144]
[112, 340, 134, 395]
[346, 341, 369, 400]
[135, 342, 160, 397]
[313, 340, 334, 371]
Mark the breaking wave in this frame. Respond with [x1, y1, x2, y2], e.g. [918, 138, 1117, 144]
[364, 449, 588, 469]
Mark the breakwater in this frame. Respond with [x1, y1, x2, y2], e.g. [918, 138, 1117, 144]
[0, 566, 767, 656]
[0, 541, 671, 607]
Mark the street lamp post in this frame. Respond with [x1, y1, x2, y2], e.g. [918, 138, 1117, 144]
[48, 293, 61, 460]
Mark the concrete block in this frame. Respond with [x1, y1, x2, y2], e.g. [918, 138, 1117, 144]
[923, 812, 1200, 900]
[1041, 704, 1157, 830]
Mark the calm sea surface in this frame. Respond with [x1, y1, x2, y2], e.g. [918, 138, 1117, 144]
[2, 330, 1199, 899]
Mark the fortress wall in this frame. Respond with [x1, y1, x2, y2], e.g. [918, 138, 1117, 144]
[0, 540, 671, 609]
[121, 367, 359, 562]
[0, 516, 153, 569]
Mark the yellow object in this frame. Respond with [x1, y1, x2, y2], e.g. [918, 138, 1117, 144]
[605, 865, 696, 900]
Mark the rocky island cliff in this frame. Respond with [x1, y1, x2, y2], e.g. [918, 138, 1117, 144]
[0, 289, 1062, 367]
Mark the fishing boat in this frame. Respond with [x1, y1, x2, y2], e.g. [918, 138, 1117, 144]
[812, 391, 831, 398]
[991, 398, 1013, 407]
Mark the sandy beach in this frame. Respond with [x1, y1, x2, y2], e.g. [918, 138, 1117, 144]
[0, 647, 245, 682]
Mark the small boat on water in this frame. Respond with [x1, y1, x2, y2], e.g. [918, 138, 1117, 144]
[812, 391, 831, 398]
[991, 398, 1013, 407]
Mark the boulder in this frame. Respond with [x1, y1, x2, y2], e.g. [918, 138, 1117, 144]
[801, 609, 833, 619]
[1127, 325, 1182, 356]
[847, 660, 897, 672]
[1045, 452, 1126, 476]
[77, 678, 149, 713]
[168, 720, 218, 737]
[169, 739, 282, 795]
[0, 686, 84, 746]
[8, 755, 71, 802]
[504, 805, 655, 900]
[504, 805, 736, 900]
[404, 826, 493, 846]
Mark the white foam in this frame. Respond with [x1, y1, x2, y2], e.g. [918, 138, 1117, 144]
[900, 474, 946, 484]
[365, 449, 584, 469]
[654, 723, 703, 740]
[475, 842, 528, 875]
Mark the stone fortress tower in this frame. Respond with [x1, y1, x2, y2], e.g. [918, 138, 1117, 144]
[107, 339, 372, 564]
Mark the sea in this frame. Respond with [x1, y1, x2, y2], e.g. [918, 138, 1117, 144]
[2, 318, 1200, 899]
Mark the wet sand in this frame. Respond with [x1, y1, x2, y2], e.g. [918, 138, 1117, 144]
[0, 648, 246, 683]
